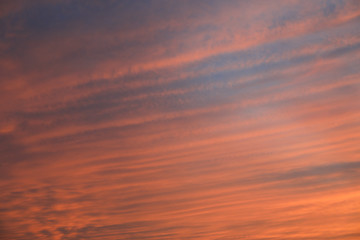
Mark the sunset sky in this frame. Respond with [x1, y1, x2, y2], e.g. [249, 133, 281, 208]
[1, 0, 360, 239]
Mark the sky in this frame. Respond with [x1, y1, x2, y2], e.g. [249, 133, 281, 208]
[0, 0, 360, 239]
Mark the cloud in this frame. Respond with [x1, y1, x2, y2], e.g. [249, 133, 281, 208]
[1, 0, 360, 239]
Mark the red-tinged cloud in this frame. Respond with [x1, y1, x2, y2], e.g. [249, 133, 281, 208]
[1, 0, 360, 239]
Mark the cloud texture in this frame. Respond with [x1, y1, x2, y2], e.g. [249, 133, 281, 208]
[1, 0, 360, 239]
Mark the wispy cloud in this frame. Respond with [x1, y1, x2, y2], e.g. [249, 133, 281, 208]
[1, 0, 360, 239]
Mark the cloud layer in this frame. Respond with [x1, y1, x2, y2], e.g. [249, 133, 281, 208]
[1, 0, 360, 239]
